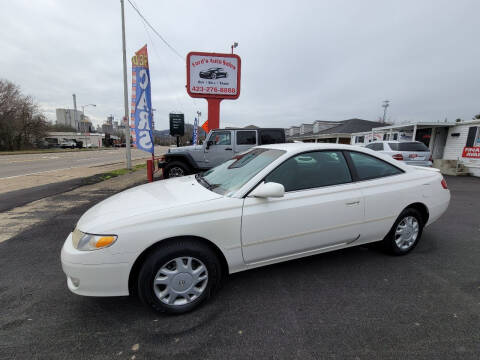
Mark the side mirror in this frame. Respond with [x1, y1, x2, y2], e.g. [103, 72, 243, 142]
[249, 182, 285, 198]
[206, 140, 214, 150]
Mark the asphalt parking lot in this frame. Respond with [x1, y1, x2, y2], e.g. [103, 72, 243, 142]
[0, 176, 479, 359]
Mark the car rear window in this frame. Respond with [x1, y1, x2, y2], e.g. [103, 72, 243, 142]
[388, 142, 429, 151]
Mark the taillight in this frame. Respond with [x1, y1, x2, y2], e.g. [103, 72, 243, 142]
[441, 178, 448, 189]
[429, 154, 433, 162]
[392, 154, 403, 161]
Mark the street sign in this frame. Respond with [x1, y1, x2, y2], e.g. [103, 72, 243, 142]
[169, 113, 185, 136]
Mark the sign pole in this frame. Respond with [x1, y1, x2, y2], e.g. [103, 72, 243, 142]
[120, 0, 132, 169]
[207, 98, 222, 131]
[176, 136, 180, 147]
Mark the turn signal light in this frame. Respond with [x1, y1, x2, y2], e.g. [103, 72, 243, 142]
[441, 178, 448, 189]
[95, 236, 116, 248]
[392, 154, 404, 161]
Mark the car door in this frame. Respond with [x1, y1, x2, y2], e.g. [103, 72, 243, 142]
[241, 150, 364, 264]
[345, 151, 406, 242]
[204, 130, 234, 167]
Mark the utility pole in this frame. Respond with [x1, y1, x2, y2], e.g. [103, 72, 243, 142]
[120, 0, 132, 169]
[382, 100, 390, 124]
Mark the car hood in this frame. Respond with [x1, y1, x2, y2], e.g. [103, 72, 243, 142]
[77, 175, 222, 233]
[168, 145, 203, 153]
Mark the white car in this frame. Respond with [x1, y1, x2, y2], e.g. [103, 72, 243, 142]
[61, 143, 450, 314]
[364, 141, 433, 167]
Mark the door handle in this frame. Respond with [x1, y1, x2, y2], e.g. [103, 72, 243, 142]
[225, 148, 232, 150]
[345, 201, 360, 206]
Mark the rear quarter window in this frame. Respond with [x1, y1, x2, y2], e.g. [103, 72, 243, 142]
[348, 151, 403, 181]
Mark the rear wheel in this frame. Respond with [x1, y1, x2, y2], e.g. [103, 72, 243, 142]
[164, 161, 190, 178]
[382, 208, 424, 255]
[137, 240, 223, 314]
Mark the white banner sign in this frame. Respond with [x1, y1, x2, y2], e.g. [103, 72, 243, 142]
[188, 54, 239, 97]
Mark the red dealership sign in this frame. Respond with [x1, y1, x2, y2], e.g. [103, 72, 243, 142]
[462, 147, 480, 158]
[186, 52, 241, 131]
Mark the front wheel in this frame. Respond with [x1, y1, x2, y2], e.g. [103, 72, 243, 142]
[137, 240, 223, 314]
[382, 208, 424, 255]
[163, 161, 190, 178]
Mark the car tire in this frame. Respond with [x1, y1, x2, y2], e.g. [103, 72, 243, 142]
[137, 239, 223, 314]
[382, 208, 424, 255]
[163, 161, 190, 178]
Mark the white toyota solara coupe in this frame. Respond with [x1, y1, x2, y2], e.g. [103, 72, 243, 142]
[61, 143, 450, 314]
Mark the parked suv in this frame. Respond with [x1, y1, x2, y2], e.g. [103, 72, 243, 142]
[159, 128, 286, 178]
[365, 141, 432, 167]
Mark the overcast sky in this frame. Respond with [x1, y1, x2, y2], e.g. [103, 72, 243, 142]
[1, 0, 479, 129]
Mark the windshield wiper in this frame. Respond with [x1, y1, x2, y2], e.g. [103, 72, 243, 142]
[195, 173, 212, 189]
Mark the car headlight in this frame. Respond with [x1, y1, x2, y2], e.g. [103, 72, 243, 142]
[72, 229, 117, 251]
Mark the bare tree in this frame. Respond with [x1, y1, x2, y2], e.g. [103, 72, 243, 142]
[0, 79, 48, 150]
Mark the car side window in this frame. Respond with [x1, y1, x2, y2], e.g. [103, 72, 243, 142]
[264, 151, 352, 192]
[211, 132, 231, 145]
[236, 131, 256, 145]
[259, 130, 284, 144]
[348, 151, 402, 180]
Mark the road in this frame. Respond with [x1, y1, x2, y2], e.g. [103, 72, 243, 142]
[0, 146, 167, 211]
[0, 146, 167, 179]
[0, 176, 479, 359]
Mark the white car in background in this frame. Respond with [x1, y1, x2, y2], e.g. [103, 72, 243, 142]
[61, 143, 450, 314]
[364, 141, 433, 167]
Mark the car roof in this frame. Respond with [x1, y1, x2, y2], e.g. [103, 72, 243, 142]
[373, 140, 422, 143]
[257, 142, 362, 153]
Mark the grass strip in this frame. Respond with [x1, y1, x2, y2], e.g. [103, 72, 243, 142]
[98, 163, 147, 181]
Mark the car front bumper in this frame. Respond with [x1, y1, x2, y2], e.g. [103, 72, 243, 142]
[61, 233, 131, 297]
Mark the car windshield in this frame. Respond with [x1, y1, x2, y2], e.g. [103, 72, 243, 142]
[388, 142, 429, 151]
[198, 148, 285, 196]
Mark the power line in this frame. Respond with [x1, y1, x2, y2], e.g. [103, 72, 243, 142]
[126, 0, 184, 61]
